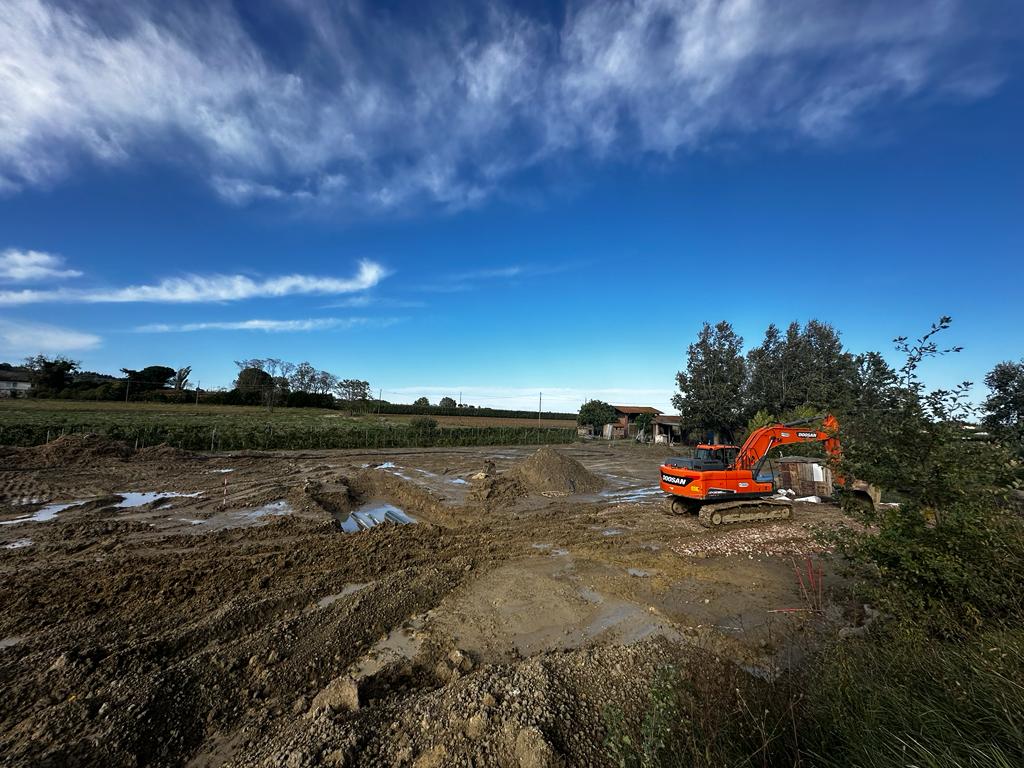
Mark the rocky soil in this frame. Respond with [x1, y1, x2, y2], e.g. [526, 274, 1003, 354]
[0, 439, 855, 767]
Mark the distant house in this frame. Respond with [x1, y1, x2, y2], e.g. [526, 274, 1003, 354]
[604, 405, 662, 440]
[0, 368, 32, 397]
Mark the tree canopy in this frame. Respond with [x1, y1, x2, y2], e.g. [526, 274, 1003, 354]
[672, 321, 746, 441]
[438, 396, 457, 409]
[578, 400, 616, 430]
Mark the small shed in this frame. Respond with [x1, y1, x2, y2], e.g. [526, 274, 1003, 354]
[652, 415, 682, 445]
[0, 369, 32, 397]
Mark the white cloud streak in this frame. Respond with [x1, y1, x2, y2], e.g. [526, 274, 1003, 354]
[0, 249, 82, 281]
[0, 259, 387, 305]
[0, 317, 100, 354]
[135, 317, 387, 333]
[0, 0, 1007, 210]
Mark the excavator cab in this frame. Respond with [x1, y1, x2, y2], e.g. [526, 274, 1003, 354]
[693, 445, 739, 469]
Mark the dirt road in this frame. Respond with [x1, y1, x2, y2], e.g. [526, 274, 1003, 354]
[0, 437, 853, 767]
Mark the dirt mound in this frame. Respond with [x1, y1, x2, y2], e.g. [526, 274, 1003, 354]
[514, 446, 603, 495]
[4, 434, 133, 468]
[131, 443, 196, 462]
[468, 473, 525, 507]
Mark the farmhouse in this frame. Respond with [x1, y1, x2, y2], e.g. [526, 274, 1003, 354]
[0, 368, 32, 397]
[652, 414, 683, 445]
[604, 405, 662, 440]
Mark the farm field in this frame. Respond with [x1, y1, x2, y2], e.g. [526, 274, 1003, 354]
[0, 435, 853, 767]
[0, 400, 576, 450]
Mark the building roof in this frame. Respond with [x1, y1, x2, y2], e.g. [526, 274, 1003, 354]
[654, 415, 680, 424]
[611, 405, 662, 415]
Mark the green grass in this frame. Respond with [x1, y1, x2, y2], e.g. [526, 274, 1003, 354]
[0, 400, 576, 451]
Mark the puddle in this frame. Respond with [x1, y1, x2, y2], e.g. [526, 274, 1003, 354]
[531, 543, 553, 550]
[337, 502, 415, 533]
[600, 487, 663, 503]
[627, 568, 650, 578]
[114, 491, 203, 509]
[578, 587, 604, 604]
[175, 518, 205, 526]
[4, 538, 33, 549]
[602, 529, 624, 536]
[450, 478, 468, 485]
[0, 636, 24, 649]
[375, 462, 397, 469]
[244, 500, 291, 519]
[350, 615, 425, 679]
[0, 502, 80, 526]
[550, 547, 569, 556]
[208, 468, 235, 474]
[317, 582, 371, 609]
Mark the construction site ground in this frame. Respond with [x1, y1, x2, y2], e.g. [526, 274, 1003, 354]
[0, 438, 860, 767]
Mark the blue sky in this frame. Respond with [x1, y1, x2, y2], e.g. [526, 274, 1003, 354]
[0, 0, 1021, 412]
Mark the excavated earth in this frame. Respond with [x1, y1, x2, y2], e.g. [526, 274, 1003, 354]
[0, 437, 858, 767]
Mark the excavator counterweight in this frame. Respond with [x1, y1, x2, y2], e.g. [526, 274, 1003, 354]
[659, 415, 840, 526]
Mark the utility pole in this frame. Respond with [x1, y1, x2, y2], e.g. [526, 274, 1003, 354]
[538, 392, 542, 424]
[125, 378, 130, 403]
[376, 388, 382, 415]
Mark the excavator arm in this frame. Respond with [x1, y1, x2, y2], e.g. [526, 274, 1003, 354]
[734, 414, 840, 476]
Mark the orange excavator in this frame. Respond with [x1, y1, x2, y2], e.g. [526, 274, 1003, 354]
[659, 415, 841, 526]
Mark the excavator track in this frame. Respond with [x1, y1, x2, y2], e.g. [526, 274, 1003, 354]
[698, 498, 793, 527]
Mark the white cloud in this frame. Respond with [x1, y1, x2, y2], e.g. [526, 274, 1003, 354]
[135, 317, 374, 333]
[0, 259, 388, 305]
[0, 1, 1005, 209]
[0, 249, 82, 281]
[0, 317, 100, 355]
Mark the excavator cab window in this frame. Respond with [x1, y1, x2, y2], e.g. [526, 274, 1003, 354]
[693, 447, 739, 469]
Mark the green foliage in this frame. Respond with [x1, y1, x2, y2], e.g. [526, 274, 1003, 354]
[837, 317, 1024, 633]
[121, 365, 175, 392]
[801, 625, 1024, 768]
[438, 396, 458, 409]
[984, 359, 1024, 459]
[413, 396, 431, 407]
[409, 416, 438, 432]
[672, 321, 746, 440]
[743, 408, 776, 439]
[578, 399, 616, 430]
[23, 354, 79, 391]
[634, 412, 652, 436]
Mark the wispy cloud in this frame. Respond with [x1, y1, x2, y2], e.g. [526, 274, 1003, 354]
[0, 259, 388, 305]
[419, 263, 571, 292]
[135, 317, 388, 333]
[0, 249, 82, 281]
[0, 318, 100, 355]
[0, 0, 1006, 211]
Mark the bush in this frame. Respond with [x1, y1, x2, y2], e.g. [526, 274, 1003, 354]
[409, 416, 438, 433]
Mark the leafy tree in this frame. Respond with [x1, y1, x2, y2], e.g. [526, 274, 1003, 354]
[672, 321, 746, 442]
[234, 367, 273, 392]
[336, 379, 371, 401]
[121, 365, 176, 392]
[578, 400, 616, 431]
[982, 359, 1024, 457]
[174, 366, 192, 391]
[413, 396, 431, 407]
[289, 362, 318, 393]
[836, 317, 1022, 632]
[635, 412, 653, 439]
[24, 355, 79, 390]
[438, 396, 457, 409]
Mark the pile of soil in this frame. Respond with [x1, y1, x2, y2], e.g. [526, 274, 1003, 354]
[131, 443, 196, 462]
[2, 434, 134, 468]
[468, 473, 525, 507]
[514, 446, 603, 495]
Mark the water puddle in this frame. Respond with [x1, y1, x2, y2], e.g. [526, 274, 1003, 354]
[4, 538, 33, 549]
[531, 543, 552, 550]
[337, 502, 415, 534]
[600, 486, 663, 503]
[244, 500, 291, 519]
[350, 615, 425, 679]
[114, 491, 203, 509]
[317, 582, 371, 609]
[0, 636, 24, 649]
[627, 568, 650, 578]
[208, 468, 235, 474]
[602, 528, 624, 536]
[0, 502, 80, 526]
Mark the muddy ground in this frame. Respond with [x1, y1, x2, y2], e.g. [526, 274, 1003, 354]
[0, 437, 859, 767]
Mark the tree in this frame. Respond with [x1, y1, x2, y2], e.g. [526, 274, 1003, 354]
[289, 362, 318, 393]
[234, 366, 273, 393]
[672, 321, 746, 442]
[635, 412, 653, 440]
[982, 359, 1024, 457]
[413, 396, 431, 407]
[336, 379, 371, 401]
[983, 359, 1024, 433]
[438, 396, 457, 409]
[578, 400, 616, 431]
[24, 355, 79, 390]
[174, 366, 192, 391]
[121, 365, 175, 392]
